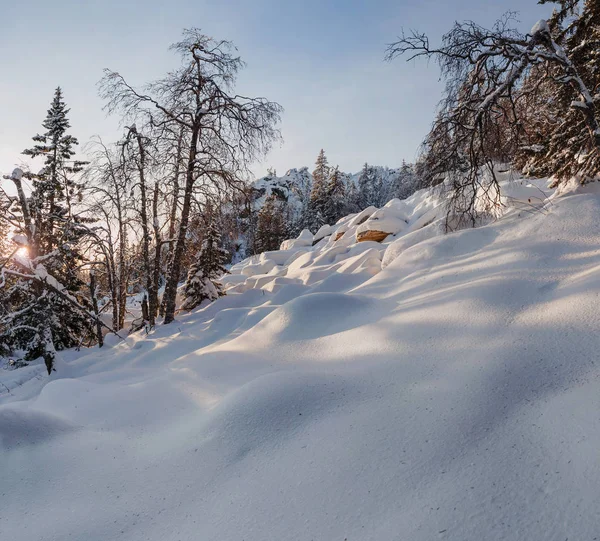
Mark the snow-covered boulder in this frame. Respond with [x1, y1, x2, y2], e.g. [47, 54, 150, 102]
[408, 205, 441, 231]
[280, 229, 314, 250]
[382, 198, 411, 222]
[241, 259, 276, 277]
[259, 250, 293, 266]
[348, 206, 377, 227]
[313, 224, 333, 245]
[336, 247, 382, 275]
[332, 223, 351, 242]
[220, 274, 248, 288]
[355, 208, 408, 243]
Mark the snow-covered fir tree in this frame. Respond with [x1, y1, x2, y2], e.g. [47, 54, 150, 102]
[0, 89, 93, 374]
[288, 167, 313, 237]
[181, 220, 229, 311]
[23, 87, 87, 256]
[345, 176, 362, 214]
[323, 166, 346, 225]
[312, 149, 330, 189]
[523, 0, 600, 181]
[358, 162, 380, 208]
[308, 149, 330, 231]
[390, 161, 418, 200]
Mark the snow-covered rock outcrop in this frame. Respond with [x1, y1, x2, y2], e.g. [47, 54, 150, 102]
[226, 177, 552, 292]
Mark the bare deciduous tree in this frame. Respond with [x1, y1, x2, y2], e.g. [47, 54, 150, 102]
[100, 29, 282, 323]
[84, 137, 132, 331]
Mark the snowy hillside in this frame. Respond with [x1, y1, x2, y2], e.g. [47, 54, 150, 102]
[3, 177, 600, 541]
[229, 173, 552, 289]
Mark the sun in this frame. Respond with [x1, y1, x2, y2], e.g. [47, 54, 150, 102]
[16, 246, 29, 258]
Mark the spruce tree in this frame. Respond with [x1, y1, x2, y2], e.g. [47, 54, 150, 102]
[254, 195, 287, 253]
[182, 220, 229, 310]
[524, 0, 600, 182]
[23, 87, 87, 256]
[323, 166, 346, 225]
[312, 149, 329, 187]
[0, 88, 92, 374]
[288, 167, 313, 237]
[391, 161, 418, 200]
[345, 177, 362, 214]
[21, 88, 89, 296]
[358, 162, 377, 208]
[308, 149, 330, 230]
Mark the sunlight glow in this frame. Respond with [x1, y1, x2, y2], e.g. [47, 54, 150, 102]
[16, 246, 29, 258]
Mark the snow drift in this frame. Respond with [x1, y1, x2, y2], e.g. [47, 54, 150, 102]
[2, 177, 600, 541]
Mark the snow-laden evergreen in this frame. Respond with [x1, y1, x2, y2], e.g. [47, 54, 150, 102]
[1, 89, 93, 374]
[181, 221, 229, 310]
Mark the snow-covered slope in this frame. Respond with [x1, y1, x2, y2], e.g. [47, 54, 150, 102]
[3, 178, 600, 541]
[227, 176, 552, 292]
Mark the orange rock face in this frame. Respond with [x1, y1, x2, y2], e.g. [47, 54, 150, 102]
[356, 230, 390, 243]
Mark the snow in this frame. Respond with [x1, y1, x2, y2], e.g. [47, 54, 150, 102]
[10, 234, 28, 246]
[356, 207, 408, 238]
[278, 228, 313, 250]
[10, 167, 23, 181]
[5, 177, 600, 540]
[313, 223, 333, 243]
[531, 19, 549, 36]
[33, 262, 62, 291]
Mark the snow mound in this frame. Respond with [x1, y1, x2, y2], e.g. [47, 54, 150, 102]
[279, 228, 313, 250]
[245, 292, 375, 342]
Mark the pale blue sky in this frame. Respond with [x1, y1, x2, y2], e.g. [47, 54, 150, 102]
[0, 0, 553, 178]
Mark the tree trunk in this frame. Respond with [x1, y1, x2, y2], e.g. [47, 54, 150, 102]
[118, 226, 127, 331]
[46, 148, 58, 253]
[106, 254, 119, 333]
[160, 128, 183, 317]
[89, 271, 104, 348]
[151, 181, 161, 319]
[163, 127, 198, 324]
[10, 174, 36, 258]
[135, 132, 155, 327]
